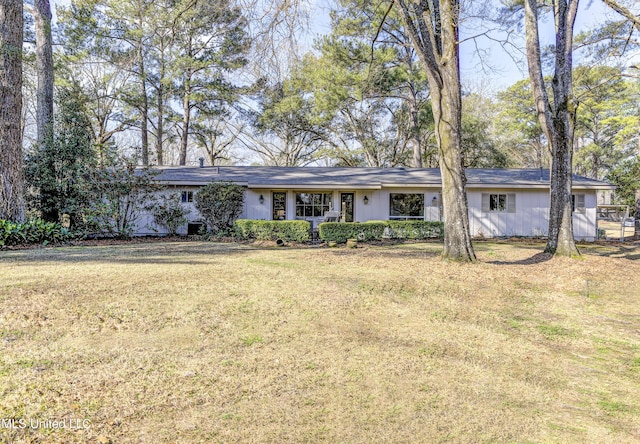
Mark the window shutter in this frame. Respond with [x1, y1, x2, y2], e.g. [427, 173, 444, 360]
[507, 193, 516, 213]
[576, 194, 586, 214]
[481, 193, 490, 212]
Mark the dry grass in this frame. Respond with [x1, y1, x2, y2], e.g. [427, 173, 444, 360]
[1, 240, 639, 443]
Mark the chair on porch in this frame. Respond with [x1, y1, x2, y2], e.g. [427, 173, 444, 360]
[322, 210, 341, 223]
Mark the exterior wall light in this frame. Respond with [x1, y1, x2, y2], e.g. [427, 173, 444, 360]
[259, 194, 265, 204]
[432, 196, 438, 206]
[363, 195, 369, 205]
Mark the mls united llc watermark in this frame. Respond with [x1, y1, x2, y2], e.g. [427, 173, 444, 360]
[1, 418, 91, 430]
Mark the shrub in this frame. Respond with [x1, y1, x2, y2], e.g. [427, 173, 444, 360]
[384, 220, 444, 239]
[235, 220, 310, 242]
[148, 193, 189, 235]
[0, 219, 72, 247]
[195, 182, 244, 235]
[318, 220, 444, 243]
[81, 160, 162, 239]
[318, 222, 386, 243]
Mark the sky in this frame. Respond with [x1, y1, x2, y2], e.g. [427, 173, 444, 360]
[307, 0, 624, 94]
[50, 0, 628, 94]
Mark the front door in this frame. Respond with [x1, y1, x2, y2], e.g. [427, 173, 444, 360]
[341, 193, 354, 222]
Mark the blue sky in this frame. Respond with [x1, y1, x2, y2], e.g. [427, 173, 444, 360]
[52, 0, 626, 93]
[308, 0, 622, 93]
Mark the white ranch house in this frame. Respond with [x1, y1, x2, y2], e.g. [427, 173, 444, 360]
[137, 166, 614, 241]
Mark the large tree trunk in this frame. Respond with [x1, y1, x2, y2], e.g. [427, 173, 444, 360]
[633, 114, 640, 240]
[409, 89, 422, 168]
[635, 183, 640, 241]
[395, 0, 475, 261]
[0, 0, 24, 221]
[156, 83, 164, 166]
[137, 13, 149, 166]
[434, 81, 475, 260]
[179, 79, 191, 166]
[524, 0, 580, 257]
[34, 0, 54, 147]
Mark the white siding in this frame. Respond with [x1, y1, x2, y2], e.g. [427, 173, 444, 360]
[133, 186, 598, 241]
[468, 189, 598, 240]
[244, 189, 270, 220]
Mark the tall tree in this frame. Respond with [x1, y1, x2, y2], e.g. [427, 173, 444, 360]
[599, 0, 640, 239]
[246, 81, 326, 166]
[461, 93, 509, 168]
[172, 0, 249, 166]
[25, 86, 97, 226]
[573, 65, 637, 180]
[33, 0, 53, 146]
[58, 0, 154, 165]
[523, 0, 580, 257]
[329, 0, 432, 167]
[0, 0, 24, 221]
[56, 57, 133, 164]
[495, 80, 549, 168]
[393, 0, 476, 261]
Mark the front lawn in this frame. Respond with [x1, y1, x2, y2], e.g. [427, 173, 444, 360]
[1, 241, 639, 443]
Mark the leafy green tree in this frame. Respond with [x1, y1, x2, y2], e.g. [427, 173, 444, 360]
[248, 81, 327, 166]
[58, 0, 250, 167]
[25, 86, 97, 228]
[148, 193, 189, 235]
[607, 158, 640, 208]
[172, 0, 249, 165]
[495, 79, 549, 168]
[573, 65, 637, 179]
[285, 0, 434, 168]
[461, 93, 509, 168]
[194, 182, 244, 234]
[56, 58, 134, 165]
[83, 159, 162, 238]
[58, 0, 154, 164]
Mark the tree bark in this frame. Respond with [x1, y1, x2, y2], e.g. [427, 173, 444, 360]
[0, 0, 24, 221]
[524, 0, 580, 257]
[633, 114, 640, 240]
[34, 0, 54, 147]
[395, 0, 475, 261]
[156, 82, 164, 165]
[409, 88, 422, 168]
[179, 72, 192, 166]
[137, 12, 149, 166]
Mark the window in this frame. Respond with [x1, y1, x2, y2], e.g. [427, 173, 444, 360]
[273, 192, 286, 220]
[181, 191, 194, 203]
[491, 194, 507, 212]
[295, 193, 332, 218]
[341, 193, 354, 222]
[482, 193, 516, 213]
[572, 194, 586, 214]
[389, 193, 424, 220]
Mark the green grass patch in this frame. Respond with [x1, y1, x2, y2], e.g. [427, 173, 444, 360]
[0, 240, 638, 443]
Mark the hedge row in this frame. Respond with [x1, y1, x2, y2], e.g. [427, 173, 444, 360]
[0, 219, 72, 247]
[318, 220, 444, 243]
[234, 219, 311, 242]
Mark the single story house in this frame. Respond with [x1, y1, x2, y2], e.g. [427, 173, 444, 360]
[136, 166, 615, 241]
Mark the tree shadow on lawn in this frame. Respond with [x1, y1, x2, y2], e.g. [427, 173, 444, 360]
[486, 251, 554, 266]
[580, 243, 640, 261]
[0, 241, 257, 265]
[486, 242, 640, 264]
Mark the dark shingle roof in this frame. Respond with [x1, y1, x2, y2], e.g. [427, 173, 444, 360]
[149, 166, 614, 189]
